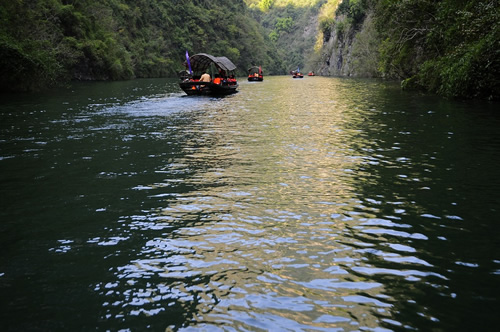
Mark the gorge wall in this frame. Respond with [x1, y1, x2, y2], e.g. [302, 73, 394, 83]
[313, 0, 499, 100]
[316, 11, 379, 78]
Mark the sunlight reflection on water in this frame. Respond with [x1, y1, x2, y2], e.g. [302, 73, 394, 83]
[2, 77, 499, 331]
[87, 78, 435, 330]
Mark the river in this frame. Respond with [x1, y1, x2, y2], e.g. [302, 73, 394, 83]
[1, 76, 499, 331]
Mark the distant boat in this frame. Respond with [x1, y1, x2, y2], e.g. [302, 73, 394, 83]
[248, 66, 264, 81]
[292, 67, 304, 78]
[308, 71, 315, 76]
[179, 53, 238, 96]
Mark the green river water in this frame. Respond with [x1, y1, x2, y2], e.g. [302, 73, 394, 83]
[0, 76, 499, 331]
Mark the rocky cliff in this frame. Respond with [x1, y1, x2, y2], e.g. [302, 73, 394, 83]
[317, 11, 379, 78]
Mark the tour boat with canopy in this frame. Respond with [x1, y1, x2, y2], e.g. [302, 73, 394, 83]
[179, 52, 238, 96]
[292, 66, 303, 78]
[248, 66, 263, 81]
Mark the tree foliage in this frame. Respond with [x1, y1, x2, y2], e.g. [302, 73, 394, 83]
[317, 0, 499, 99]
[259, 0, 275, 12]
[0, 0, 283, 91]
[249, 0, 326, 72]
[374, 0, 499, 99]
[336, 0, 371, 28]
[1, 0, 497, 99]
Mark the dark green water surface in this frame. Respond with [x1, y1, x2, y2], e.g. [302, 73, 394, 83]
[1, 76, 499, 331]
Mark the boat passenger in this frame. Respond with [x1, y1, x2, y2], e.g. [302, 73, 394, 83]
[227, 74, 236, 85]
[200, 72, 211, 82]
[199, 71, 211, 88]
[213, 74, 222, 85]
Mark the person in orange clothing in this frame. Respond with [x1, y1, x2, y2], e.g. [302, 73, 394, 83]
[213, 74, 222, 85]
[227, 74, 236, 85]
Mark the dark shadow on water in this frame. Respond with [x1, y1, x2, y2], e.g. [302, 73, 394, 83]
[340, 93, 500, 330]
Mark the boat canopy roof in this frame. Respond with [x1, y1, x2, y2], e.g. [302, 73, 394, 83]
[188, 53, 237, 72]
[248, 66, 262, 73]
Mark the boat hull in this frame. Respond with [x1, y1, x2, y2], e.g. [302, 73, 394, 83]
[179, 81, 238, 96]
[248, 76, 263, 82]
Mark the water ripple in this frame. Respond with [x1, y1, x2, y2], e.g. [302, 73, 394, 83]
[3, 77, 499, 331]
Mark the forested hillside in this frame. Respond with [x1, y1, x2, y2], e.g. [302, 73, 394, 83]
[1, 0, 498, 99]
[244, 0, 325, 73]
[315, 0, 499, 100]
[0, 0, 284, 92]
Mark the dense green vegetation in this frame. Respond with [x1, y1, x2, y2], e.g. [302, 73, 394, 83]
[1, 0, 497, 99]
[0, 0, 284, 92]
[245, 0, 326, 73]
[375, 0, 499, 100]
[317, 0, 499, 99]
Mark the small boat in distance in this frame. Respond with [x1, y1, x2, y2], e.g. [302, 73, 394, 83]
[308, 71, 315, 76]
[179, 52, 238, 96]
[248, 66, 263, 81]
[291, 66, 304, 78]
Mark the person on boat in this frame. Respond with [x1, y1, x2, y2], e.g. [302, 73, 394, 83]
[227, 74, 236, 85]
[200, 72, 211, 82]
[213, 74, 222, 85]
[199, 71, 211, 88]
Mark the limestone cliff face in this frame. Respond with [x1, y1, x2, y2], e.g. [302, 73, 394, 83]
[316, 11, 379, 78]
[317, 15, 355, 76]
